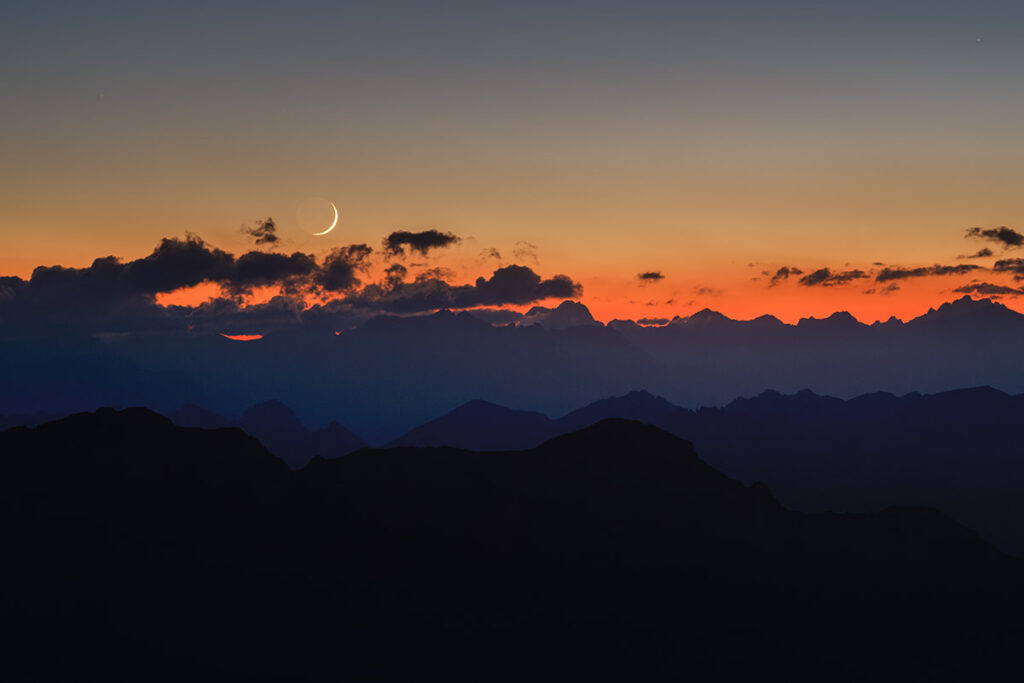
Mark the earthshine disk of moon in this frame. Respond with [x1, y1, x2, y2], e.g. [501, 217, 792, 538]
[313, 202, 339, 236]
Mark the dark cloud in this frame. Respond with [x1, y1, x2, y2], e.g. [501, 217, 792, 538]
[875, 264, 981, 282]
[461, 265, 581, 307]
[694, 286, 723, 296]
[1, 231, 584, 337]
[637, 271, 665, 282]
[230, 251, 317, 293]
[121, 234, 235, 294]
[179, 295, 307, 335]
[880, 283, 901, 295]
[637, 317, 670, 326]
[242, 217, 280, 247]
[345, 265, 582, 314]
[769, 266, 803, 286]
[314, 245, 373, 292]
[383, 230, 460, 257]
[966, 226, 1024, 249]
[959, 248, 993, 260]
[798, 268, 869, 287]
[953, 282, 1024, 296]
[993, 258, 1024, 280]
[383, 263, 408, 288]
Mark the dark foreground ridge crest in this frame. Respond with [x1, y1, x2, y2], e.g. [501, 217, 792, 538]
[4, 408, 1022, 681]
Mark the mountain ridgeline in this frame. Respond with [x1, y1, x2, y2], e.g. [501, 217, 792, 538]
[4, 408, 1022, 680]
[3, 295, 1024, 442]
[391, 386, 1024, 556]
[169, 400, 366, 469]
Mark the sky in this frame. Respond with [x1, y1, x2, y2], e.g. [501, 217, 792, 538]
[3, 0, 1024, 325]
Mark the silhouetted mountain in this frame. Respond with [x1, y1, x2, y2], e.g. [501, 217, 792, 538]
[169, 403, 233, 430]
[4, 409, 1022, 680]
[170, 400, 366, 468]
[7, 295, 1024, 441]
[239, 400, 309, 454]
[656, 385, 1024, 554]
[555, 389, 680, 432]
[388, 399, 552, 450]
[390, 390, 684, 451]
[528, 299, 601, 329]
[909, 295, 1024, 332]
[389, 385, 1024, 555]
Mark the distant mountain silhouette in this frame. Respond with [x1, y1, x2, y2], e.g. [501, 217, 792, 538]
[390, 390, 683, 450]
[388, 399, 552, 450]
[524, 299, 601, 329]
[4, 409, 1022, 680]
[10, 295, 1024, 442]
[657, 385, 1024, 554]
[170, 399, 365, 468]
[556, 389, 680, 432]
[389, 385, 1024, 555]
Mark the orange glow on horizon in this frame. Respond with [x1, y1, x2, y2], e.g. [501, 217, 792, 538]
[220, 334, 263, 341]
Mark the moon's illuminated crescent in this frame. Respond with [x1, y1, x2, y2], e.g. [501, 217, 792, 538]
[313, 202, 339, 236]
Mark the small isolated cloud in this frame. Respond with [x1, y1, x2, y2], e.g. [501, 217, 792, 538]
[798, 268, 869, 287]
[769, 266, 803, 286]
[959, 248, 993, 260]
[880, 283, 901, 295]
[513, 241, 539, 265]
[993, 258, 1024, 280]
[875, 264, 981, 282]
[242, 217, 280, 247]
[383, 230, 460, 257]
[637, 317, 670, 326]
[694, 286, 723, 296]
[965, 226, 1024, 249]
[637, 271, 665, 283]
[954, 282, 1024, 296]
[479, 248, 502, 262]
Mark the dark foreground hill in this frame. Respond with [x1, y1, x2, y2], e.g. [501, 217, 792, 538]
[169, 399, 367, 468]
[3, 409, 1023, 681]
[393, 386, 1024, 555]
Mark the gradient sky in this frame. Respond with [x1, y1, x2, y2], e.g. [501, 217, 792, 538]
[3, 1, 1024, 323]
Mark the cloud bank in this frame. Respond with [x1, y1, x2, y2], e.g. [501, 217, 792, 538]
[0, 233, 582, 338]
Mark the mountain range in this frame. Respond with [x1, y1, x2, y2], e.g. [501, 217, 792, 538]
[388, 385, 1024, 555]
[169, 400, 366, 468]
[4, 295, 1024, 441]
[4, 408, 1022, 680]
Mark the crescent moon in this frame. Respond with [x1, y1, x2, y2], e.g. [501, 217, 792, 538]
[313, 202, 339, 236]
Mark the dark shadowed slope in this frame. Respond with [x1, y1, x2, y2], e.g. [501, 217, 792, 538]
[3, 409, 1022, 681]
[385, 386, 1024, 555]
[554, 389, 681, 432]
[389, 390, 684, 450]
[657, 386, 1024, 554]
[387, 399, 553, 450]
[170, 399, 366, 468]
